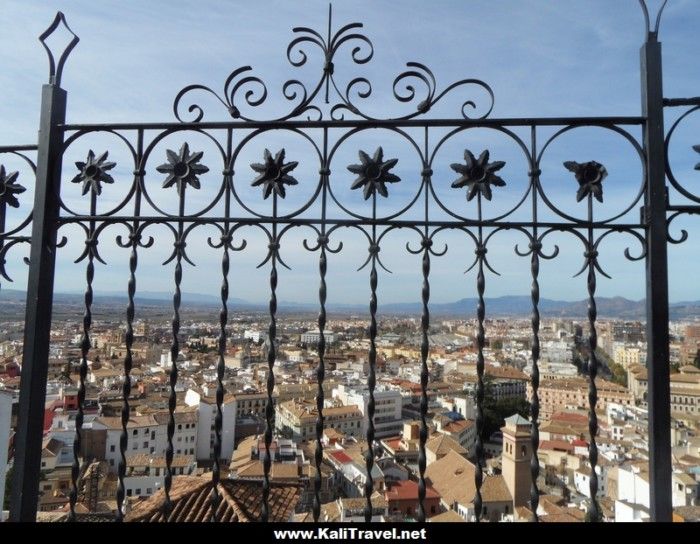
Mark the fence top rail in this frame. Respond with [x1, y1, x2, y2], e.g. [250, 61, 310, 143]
[59, 116, 646, 132]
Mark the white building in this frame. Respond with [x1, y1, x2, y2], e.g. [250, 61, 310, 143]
[614, 465, 651, 522]
[92, 411, 197, 471]
[300, 330, 335, 345]
[332, 384, 403, 438]
[122, 454, 197, 499]
[184, 388, 238, 462]
[244, 330, 265, 343]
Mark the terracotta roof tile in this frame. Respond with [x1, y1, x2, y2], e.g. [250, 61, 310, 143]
[126, 476, 299, 522]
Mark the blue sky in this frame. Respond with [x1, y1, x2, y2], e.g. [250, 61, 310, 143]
[1, 0, 700, 305]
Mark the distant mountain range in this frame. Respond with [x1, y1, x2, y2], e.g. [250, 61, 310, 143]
[2, 288, 700, 319]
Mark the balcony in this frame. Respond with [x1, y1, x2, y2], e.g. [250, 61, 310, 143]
[1, 2, 700, 524]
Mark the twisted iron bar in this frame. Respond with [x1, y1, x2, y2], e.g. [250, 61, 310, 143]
[473, 197, 486, 522]
[529, 238, 541, 521]
[210, 240, 229, 521]
[416, 238, 430, 523]
[586, 237, 601, 521]
[363, 234, 378, 522]
[313, 241, 327, 522]
[116, 230, 138, 521]
[68, 233, 94, 520]
[164, 240, 183, 518]
[262, 215, 279, 522]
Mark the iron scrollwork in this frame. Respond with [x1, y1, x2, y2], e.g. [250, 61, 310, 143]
[173, 6, 495, 122]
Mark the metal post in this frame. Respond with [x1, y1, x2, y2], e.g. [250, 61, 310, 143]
[9, 83, 66, 522]
[641, 35, 672, 522]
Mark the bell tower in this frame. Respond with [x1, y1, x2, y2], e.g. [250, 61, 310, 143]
[501, 413, 532, 508]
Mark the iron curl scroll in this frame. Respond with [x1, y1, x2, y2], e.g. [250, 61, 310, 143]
[173, 7, 495, 123]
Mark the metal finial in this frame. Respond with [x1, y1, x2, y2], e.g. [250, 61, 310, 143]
[638, 0, 669, 40]
[39, 12, 79, 86]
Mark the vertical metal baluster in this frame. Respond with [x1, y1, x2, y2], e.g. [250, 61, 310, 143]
[364, 196, 378, 523]
[211, 129, 232, 522]
[262, 195, 278, 522]
[529, 128, 541, 522]
[69, 190, 97, 521]
[164, 189, 186, 518]
[585, 197, 600, 521]
[417, 135, 431, 523]
[474, 194, 486, 522]
[314, 136, 330, 522]
[417, 242, 430, 523]
[117, 130, 142, 522]
[210, 242, 228, 521]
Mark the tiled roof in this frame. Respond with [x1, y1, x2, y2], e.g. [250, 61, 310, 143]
[479, 475, 512, 503]
[385, 480, 440, 501]
[126, 476, 299, 522]
[426, 434, 466, 457]
[425, 450, 476, 507]
[329, 450, 353, 465]
[429, 509, 465, 522]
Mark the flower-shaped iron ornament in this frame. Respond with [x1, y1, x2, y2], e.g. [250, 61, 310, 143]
[693, 145, 700, 170]
[70, 150, 116, 196]
[347, 147, 400, 200]
[0, 165, 25, 208]
[564, 160, 607, 203]
[250, 149, 299, 199]
[156, 143, 209, 196]
[450, 149, 506, 201]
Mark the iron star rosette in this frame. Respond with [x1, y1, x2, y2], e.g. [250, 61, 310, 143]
[0, 165, 25, 208]
[250, 148, 299, 199]
[450, 149, 506, 201]
[347, 147, 400, 200]
[70, 150, 116, 196]
[156, 143, 209, 196]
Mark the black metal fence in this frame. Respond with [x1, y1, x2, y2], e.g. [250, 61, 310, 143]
[2, 2, 698, 522]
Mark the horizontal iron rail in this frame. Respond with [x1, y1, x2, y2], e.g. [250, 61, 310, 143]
[667, 205, 700, 213]
[663, 97, 700, 107]
[55, 216, 646, 229]
[59, 116, 645, 131]
[0, 145, 38, 152]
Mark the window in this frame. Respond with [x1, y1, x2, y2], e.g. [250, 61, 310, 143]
[110, 459, 115, 466]
[133, 429, 137, 436]
[147, 488, 153, 494]
[110, 445, 115, 453]
[135, 488, 141, 495]
[127, 489, 132, 497]
[521, 445, 527, 457]
[143, 441, 148, 448]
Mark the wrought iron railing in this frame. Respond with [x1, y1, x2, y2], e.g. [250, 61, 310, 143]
[1, 1, 699, 522]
